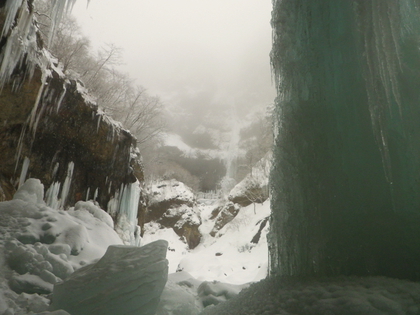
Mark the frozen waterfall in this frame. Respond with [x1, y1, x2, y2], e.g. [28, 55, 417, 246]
[270, 0, 420, 280]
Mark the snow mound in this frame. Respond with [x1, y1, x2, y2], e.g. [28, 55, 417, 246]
[50, 240, 169, 315]
[0, 178, 123, 313]
[156, 271, 248, 314]
[74, 200, 114, 228]
[156, 271, 203, 315]
[201, 276, 420, 315]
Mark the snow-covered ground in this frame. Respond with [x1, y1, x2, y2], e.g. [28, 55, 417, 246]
[143, 200, 270, 284]
[0, 178, 269, 314]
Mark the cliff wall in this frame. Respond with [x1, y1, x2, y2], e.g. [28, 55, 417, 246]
[0, 1, 144, 222]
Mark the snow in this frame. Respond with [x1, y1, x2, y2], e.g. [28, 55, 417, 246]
[0, 178, 123, 314]
[143, 200, 270, 285]
[201, 276, 420, 315]
[156, 271, 203, 315]
[50, 240, 169, 315]
[176, 201, 270, 285]
[142, 222, 189, 274]
[147, 179, 194, 207]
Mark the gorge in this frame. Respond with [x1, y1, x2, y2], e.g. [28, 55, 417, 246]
[2, 0, 420, 314]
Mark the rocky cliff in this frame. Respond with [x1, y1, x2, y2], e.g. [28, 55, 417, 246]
[0, 1, 144, 224]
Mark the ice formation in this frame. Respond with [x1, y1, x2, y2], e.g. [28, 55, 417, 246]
[112, 181, 141, 246]
[50, 240, 169, 315]
[270, 0, 420, 280]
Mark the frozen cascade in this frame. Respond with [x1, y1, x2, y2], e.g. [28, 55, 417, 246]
[18, 157, 30, 188]
[220, 100, 240, 195]
[114, 181, 141, 246]
[270, 0, 420, 280]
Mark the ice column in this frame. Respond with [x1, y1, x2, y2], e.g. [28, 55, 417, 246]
[115, 181, 141, 246]
[270, 0, 420, 280]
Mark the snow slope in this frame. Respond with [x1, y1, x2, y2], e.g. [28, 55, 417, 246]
[143, 200, 270, 284]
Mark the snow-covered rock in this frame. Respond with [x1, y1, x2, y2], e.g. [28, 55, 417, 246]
[50, 240, 169, 315]
[228, 151, 271, 207]
[147, 179, 194, 213]
[145, 180, 201, 248]
[209, 202, 240, 237]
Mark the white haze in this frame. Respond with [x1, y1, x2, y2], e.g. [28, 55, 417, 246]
[71, 0, 276, 108]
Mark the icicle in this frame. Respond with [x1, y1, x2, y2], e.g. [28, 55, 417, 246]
[47, 0, 79, 47]
[0, 1, 36, 88]
[86, 187, 90, 200]
[28, 72, 48, 135]
[45, 181, 61, 209]
[93, 188, 98, 202]
[14, 124, 27, 173]
[18, 157, 30, 188]
[96, 114, 102, 133]
[32, 85, 51, 138]
[52, 162, 59, 179]
[58, 161, 74, 208]
[1, 0, 24, 37]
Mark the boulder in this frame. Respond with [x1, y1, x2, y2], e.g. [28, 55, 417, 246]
[145, 180, 201, 249]
[50, 240, 169, 315]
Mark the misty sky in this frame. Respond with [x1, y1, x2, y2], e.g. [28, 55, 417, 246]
[72, 0, 275, 110]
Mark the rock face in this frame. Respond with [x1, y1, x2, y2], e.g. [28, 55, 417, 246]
[50, 240, 169, 315]
[145, 180, 201, 249]
[0, 1, 144, 219]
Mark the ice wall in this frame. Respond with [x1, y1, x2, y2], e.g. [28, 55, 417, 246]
[270, 0, 420, 280]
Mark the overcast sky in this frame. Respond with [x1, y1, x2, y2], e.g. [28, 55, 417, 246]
[72, 0, 275, 110]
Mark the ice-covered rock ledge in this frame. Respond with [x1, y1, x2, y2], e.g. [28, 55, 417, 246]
[0, 0, 144, 224]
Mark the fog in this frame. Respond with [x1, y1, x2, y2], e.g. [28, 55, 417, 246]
[72, 0, 275, 112]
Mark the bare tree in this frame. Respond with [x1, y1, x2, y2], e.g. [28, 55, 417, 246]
[34, 0, 166, 150]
